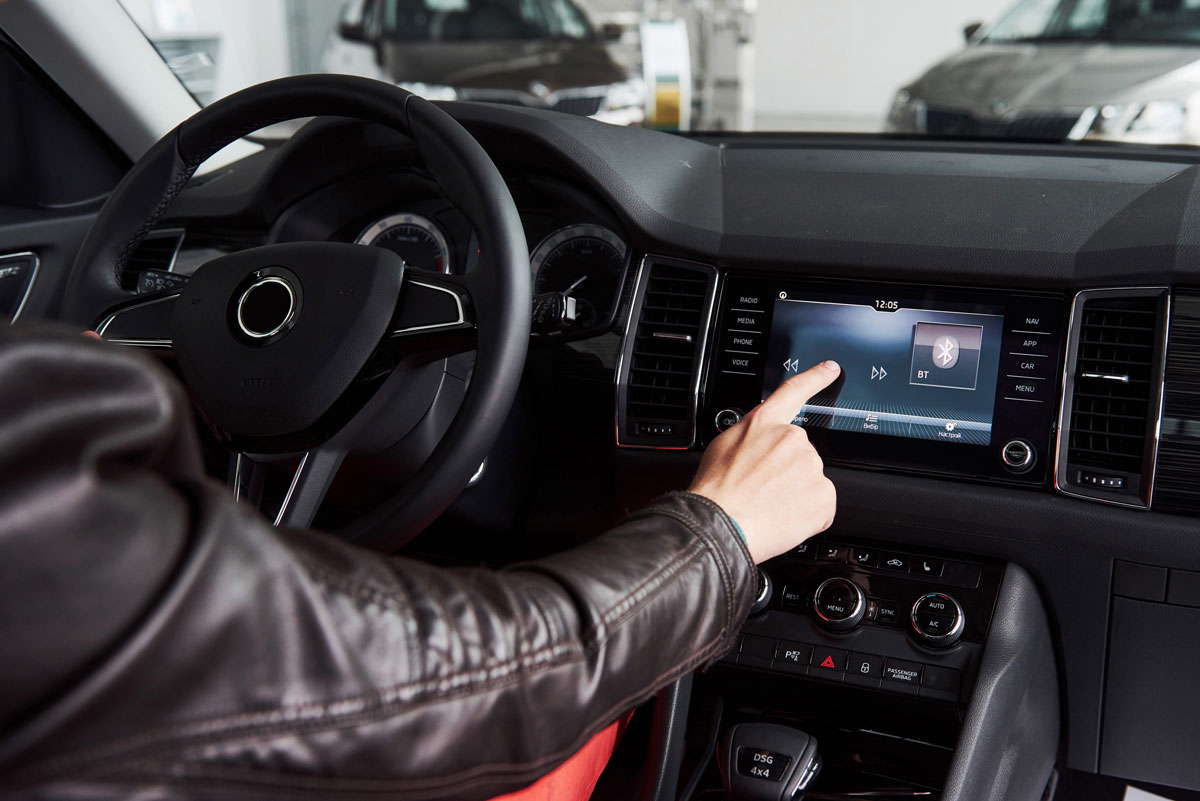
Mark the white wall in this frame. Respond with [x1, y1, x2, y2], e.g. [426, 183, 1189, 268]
[753, 0, 1013, 131]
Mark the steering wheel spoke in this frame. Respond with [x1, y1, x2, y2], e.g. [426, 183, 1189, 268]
[232, 448, 346, 529]
[95, 292, 179, 349]
[387, 271, 476, 359]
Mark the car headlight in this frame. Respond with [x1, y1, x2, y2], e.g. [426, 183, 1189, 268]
[396, 82, 458, 102]
[1083, 99, 1196, 145]
[604, 78, 645, 112]
[885, 89, 926, 133]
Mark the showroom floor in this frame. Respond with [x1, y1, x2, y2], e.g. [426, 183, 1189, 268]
[1054, 770, 1200, 801]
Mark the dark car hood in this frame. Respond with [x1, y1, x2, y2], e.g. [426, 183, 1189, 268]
[378, 39, 625, 93]
[909, 42, 1200, 115]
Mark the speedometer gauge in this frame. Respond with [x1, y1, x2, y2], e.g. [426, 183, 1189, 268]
[356, 213, 452, 273]
[530, 225, 629, 330]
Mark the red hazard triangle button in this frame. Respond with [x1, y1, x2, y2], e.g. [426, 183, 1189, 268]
[813, 650, 847, 672]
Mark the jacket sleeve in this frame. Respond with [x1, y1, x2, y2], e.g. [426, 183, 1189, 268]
[0, 330, 757, 801]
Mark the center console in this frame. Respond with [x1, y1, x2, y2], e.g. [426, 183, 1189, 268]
[704, 275, 1066, 485]
[616, 264, 1066, 800]
[658, 540, 1059, 801]
[722, 539, 1001, 704]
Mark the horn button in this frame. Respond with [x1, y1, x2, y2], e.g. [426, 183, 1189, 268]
[236, 273, 299, 342]
[171, 242, 404, 439]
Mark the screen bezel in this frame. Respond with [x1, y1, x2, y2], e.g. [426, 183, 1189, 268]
[703, 273, 1066, 485]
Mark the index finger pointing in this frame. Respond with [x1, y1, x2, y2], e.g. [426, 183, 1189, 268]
[757, 360, 841, 425]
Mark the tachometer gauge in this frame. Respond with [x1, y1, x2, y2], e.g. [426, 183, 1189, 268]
[355, 213, 452, 273]
[530, 225, 629, 330]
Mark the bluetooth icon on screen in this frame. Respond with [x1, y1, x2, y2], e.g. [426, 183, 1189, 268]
[933, 335, 960, 369]
[910, 322, 983, 390]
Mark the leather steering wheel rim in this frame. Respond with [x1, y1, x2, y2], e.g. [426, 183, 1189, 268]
[62, 75, 531, 550]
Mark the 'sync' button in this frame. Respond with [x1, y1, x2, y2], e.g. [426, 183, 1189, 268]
[873, 599, 899, 625]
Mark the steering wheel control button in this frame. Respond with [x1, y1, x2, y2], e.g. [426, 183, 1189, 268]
[749, 569, 773, 616]
[845, 652, 885, 689]
[810, 647, 849, 681]
[879, 552, 911, 572]
[919, 665, 963, 703]
[236, 275, 297, 340]
[1001, 438, 1036, 473]
[910, 593, 965, 648]
[736, 748, 793, 782]
[812, 577, 867, 632]
[881, 658, 924, 695]
[776, 642, 812, 675]
[715, 408, 744, 431]
[739, 635, 777, 669]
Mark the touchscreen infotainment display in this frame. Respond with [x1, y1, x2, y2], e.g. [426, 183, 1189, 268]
[761, 291, 1005, 446]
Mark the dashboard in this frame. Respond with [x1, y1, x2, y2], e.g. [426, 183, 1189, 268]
[94, 107, 1200, 797]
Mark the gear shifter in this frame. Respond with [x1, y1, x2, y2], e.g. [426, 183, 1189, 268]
[719, 723, 821, 801]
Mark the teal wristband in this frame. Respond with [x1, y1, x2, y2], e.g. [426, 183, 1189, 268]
[729, 517, 746, 542]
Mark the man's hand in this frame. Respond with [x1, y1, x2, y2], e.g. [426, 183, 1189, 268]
[689, 361, 840, 564]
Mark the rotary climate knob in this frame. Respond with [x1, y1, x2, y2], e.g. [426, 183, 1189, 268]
[812, 577, 866, 632]
[910, 593, 965, 648]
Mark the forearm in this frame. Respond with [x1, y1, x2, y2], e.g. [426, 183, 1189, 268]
[0, 332, 756, 800]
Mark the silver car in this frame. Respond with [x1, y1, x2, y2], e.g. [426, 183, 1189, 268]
[887, 0, 1200, 145]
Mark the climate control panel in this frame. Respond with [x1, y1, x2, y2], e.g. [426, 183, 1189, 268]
[721, 538, 1004, 705]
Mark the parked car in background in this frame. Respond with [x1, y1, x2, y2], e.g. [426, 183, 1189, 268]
[886, 0, 1200, 145]
[323, 0, 645, 125]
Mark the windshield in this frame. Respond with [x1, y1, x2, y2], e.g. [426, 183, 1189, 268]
[985, 0, 1200, 44]
[383, 0, 593, 42]
[117, 0, 1200, 146]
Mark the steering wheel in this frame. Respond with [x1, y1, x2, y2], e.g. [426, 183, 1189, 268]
[61, 75, 531, 551]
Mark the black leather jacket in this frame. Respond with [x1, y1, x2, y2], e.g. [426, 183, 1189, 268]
[0, 331, 756, 800]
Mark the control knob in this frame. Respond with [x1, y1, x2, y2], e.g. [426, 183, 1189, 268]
[749, 569, 773, 616]
[812, 577, 866, 632]
[1001, 438, 1035, 473]
[715, 408, 744, 432]
[910, 592, 965, 648]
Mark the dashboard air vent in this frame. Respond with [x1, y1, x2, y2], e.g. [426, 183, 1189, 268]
[1154, 289, 1200, 517]
[1057, 288, 1168, 508]
[616, 257, 717, 448]
[120, 228, 184, 290]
